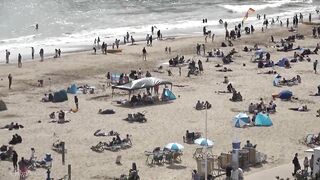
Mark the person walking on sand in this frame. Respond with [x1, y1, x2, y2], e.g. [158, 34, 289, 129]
[18, 53, 22, 68]
[39, 48, 44, 61]
[12, 150, 18, 172]
[74, 96, 79, 109]
[8, 74, 12, 89]
[31, 47, 34, 59]
[5, 50, 10, 64]
[314, 60, 318, 74]
[142, 47, 147, 61]
[292, 153, 301, 176]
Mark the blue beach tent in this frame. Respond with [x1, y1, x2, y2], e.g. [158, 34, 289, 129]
[255, 113, 273, 126]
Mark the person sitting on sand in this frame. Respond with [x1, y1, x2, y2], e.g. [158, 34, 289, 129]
[186, 130, 195, 141]
[58, 110, 65, 121]
[248, 103, 256, 114]
[289, 105, 308, 112]
[195, 100, 203, 110]
[41, 94, 50, 102]
[123, 134, 132, 145]
[230, 90, 242, 102]
[223, 76, 229, 84]
[267, 100, 277, 113]
[204, 101, 212, 109]
[49, 112, 55, 119]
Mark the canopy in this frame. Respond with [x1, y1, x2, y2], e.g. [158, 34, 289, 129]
[279, 90, 293, 100]
[112, 77, 172, 91]
[255, 113, 273, 126]
[194, 138, 214, 147]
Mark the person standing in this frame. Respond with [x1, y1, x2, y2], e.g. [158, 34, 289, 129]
[74, 96, 79, 109]
[8, 74, 12, 89]
[179, 66, 181, 76]
[292, 153, 301, 176]
[12, 150, 18, 172]
[39, 48, 44, 61]
[198, 60, 203, 73]
[18, 54, 22, 68]
[303, 156, 309, 172]
[310, 154, 314, 176]
[31, 47, 34, 59]
[58, 49, 61, 58]
[5, 50, 10, 64]
[309, 13, 312, 22]
[314, 60, 318, 74]
[142, 47, 147, 61]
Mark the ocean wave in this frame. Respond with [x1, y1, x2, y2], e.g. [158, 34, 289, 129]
[218, 0, 312, 13]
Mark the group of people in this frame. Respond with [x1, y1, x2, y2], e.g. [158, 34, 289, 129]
[248, 99, 277, 114]
[195, 100, 211, 110]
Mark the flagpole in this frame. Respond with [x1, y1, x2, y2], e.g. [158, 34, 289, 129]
[205, 105, 208, 180]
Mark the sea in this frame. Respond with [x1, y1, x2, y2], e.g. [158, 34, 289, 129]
[0, 0, 318, 63]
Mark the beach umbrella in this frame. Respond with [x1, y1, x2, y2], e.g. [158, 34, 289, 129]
[233, 113, 250, 123]
[279, 90, 293, 100]
[194, 138, 214, 147]
[233, 118, 248, 128]
[165, 143, 184, 151]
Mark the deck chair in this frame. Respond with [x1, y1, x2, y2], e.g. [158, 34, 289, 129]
[193, 148, 203, 159]
[116, 155, 122, 165]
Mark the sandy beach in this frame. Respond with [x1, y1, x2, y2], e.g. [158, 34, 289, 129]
[1, 23, 320, 180]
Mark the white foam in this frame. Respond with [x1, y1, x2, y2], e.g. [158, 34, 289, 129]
[219, 0, 312, 13]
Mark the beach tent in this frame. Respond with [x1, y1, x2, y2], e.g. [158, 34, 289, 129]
[233, 113, 250, 128]
[162, 88, 176, 101]
[279, 90, 293, 100]
[255, 113, 273, 126]
[0, 100, 7, 111]
[53, 90, 68, 102]
[276, 58, 289, 67]
[67, 84, 78, 94]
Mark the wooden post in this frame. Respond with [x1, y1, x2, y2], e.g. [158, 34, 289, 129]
[68, 164, 71, 180]
[61, 142, 65, 165]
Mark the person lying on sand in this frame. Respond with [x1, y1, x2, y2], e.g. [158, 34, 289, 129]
[257, 70, 277, 74]
[98, 109, 115, 114]
[94, 129, 119, 136]
[217, 67, 232, 72]
[289, 105, 308, 112]
[0, 122, 24, 130]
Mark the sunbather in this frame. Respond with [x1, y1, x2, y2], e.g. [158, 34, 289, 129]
[98, 109, 115, 114]
[289, 105, 308, 112]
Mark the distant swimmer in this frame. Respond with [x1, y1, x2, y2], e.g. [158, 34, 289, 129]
[35, 24, 38, 30]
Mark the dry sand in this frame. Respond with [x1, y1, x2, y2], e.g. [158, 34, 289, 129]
[0, 24, 319, 180]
